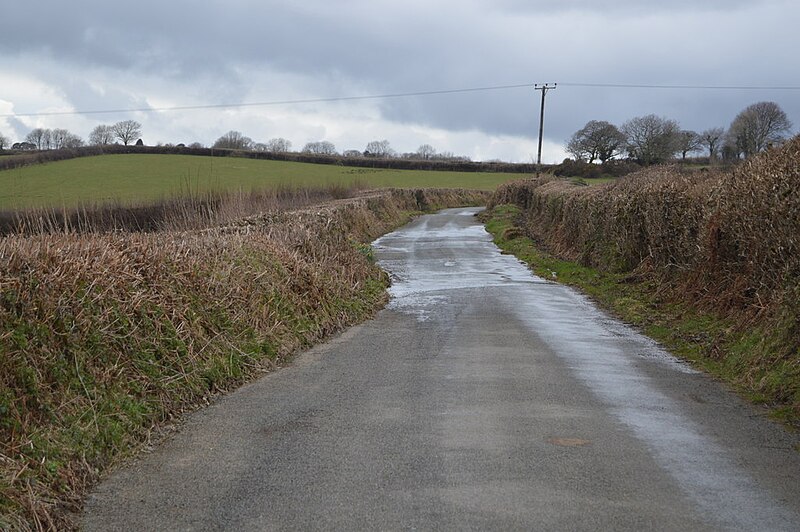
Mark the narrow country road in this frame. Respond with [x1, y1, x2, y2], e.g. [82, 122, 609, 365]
[84, 208, 800, 531]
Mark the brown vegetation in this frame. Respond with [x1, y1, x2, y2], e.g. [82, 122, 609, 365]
[0, 184, 366, 236]
[551, 158, 642, 180]
[0, 188, 488, 530]
[489, 136, 800, 416]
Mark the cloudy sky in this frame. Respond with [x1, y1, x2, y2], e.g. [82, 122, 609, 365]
[1, 0, 798, 162]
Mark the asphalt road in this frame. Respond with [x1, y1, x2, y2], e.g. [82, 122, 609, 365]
[84, 207, 800, 531]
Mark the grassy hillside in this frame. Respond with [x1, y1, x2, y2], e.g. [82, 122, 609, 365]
[0, 153, 521, 209]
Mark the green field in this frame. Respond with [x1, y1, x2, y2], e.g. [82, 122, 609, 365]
[0, 154, 525, 209]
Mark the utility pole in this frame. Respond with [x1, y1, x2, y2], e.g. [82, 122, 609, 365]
[534, 83, 557, 165]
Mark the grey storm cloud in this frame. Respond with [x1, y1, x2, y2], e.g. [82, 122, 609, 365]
[492, 0, 760, 13]
[1, 0, 798, 154]
[1, 1, 779, 76]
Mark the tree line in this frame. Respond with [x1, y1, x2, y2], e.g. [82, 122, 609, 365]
[210, 131, 469, 161]
[0, 123, 470, 163]
[0, 120, 144, 151]
[566, 101, 793, 165]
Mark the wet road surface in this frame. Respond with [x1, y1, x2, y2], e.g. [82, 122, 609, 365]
[84, 208, 800, 530]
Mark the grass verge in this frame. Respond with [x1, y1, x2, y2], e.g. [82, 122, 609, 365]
[482, 204, 800, 429]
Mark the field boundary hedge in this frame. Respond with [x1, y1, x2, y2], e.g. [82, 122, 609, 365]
[0, 188, 488, 530]
[487, 137, 800, 424]
[0, 145, 539, 174]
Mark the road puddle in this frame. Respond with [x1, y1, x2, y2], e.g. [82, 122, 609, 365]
[374, 207, 543, 312]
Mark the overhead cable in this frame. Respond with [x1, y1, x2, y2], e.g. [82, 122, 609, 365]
[3, 81, 798, 118]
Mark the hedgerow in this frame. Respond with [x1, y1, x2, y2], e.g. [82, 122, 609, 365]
[488, 137, 800, 421]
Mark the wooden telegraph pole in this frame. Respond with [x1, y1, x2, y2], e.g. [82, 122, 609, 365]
[534, 83, 557, 166]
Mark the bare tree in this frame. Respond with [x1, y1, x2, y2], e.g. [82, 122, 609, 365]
[63, 132, 84, 148]
[302, 141, 337, 155]
[41, 129, 53, 149]
[699, 127, 725, 161]
[25, 128, 48, 150]
[89, 124, 116, 145]
[48, 129, 83, 149]
[50, 128, 67, 149]
[112, 120, 142, 146]
[50, 128, 82, 149]
[265, 137, 292, 153]
[728, 101, 792, 158]
[343, 149, 362, 158]
[416, 144, 436, 160]
[674, 130, 702, 160]
[365, 139, 394, 158]
[566, 120, 626, 163]
[0, 133, 9, 150]
[213, 130, 253, 150]
[25, 127, 84, 149]
[621, 114, 681, 165]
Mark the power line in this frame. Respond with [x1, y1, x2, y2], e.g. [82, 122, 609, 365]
[3, 81, 798, 119]
[560, 82, 800, 90]
[1, 83, 537, 118]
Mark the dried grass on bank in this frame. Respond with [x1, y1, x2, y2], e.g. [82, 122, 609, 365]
[490, 138, 799, 314]
[488, 137, 800, 416]
[0, 183, 364, 236]
[0, 188, 488, 530]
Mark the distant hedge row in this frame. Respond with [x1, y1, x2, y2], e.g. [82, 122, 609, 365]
[0, 145, 539, 174]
